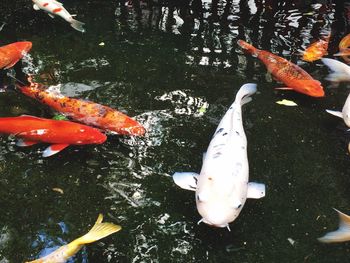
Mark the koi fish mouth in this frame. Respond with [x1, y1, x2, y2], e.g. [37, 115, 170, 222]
[197, 218, 230, 230]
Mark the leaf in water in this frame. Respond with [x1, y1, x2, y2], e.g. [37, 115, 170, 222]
[52, 114, 68, 120]
[52, 187, 64, 194]
[276, 99, 298, 107]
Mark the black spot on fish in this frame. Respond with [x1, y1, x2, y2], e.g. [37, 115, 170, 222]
[241, 146, 245, 149]
[237, 204, 242, 209]
[235, 131, 240, 136]
[216, 128, 224, 134]
[223, 133, 228, 136]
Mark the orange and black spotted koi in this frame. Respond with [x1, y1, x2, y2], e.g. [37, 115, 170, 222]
[17, 78, 146, 136]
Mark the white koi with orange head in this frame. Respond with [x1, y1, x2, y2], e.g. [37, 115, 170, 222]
[32, 0, 85, 32]
[173, 83, 265, 230]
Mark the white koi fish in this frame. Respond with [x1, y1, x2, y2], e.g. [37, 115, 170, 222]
[321, 58, 350, 82]
[318, 209, 350, 243]
[32, 0, 85, 32]
[173, 83, 265, 230]
[326, 92, 350, 128]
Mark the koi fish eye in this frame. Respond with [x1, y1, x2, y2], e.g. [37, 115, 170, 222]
[232, 200, 242, 209]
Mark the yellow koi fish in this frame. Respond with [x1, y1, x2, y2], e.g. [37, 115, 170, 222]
[26, 214, 121, 263]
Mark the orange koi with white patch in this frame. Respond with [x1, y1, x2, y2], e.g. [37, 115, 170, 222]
[16, 79, 146, 136]
[0, 42, 32, 69]
[0, 115, 106, 157]
[238, 40, 325, 97]
[334, 33, 350, 63]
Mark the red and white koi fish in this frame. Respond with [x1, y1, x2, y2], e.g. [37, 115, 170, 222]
[0, 42, 32, 69]
[16, 79, 146, 136]
[0, 115, 106, 157]
[32, 0, 85, 32]
[26, 214, 121, 263]
[318, 209, 350, 243]
[238, 40, 325, 97]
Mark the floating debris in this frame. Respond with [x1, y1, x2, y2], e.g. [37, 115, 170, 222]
[52, 187, 64, 194]
[276, 99, 298, 106]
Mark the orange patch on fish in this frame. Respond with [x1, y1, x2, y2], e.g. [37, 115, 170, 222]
[43, 3, 49, 7]
[53, 7, 63, 13]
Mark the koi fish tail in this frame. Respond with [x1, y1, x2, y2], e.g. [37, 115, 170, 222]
[318, 209, 350, 243]
[69, 18, 85, 33]
[74, 214, 121, 245]
[235, 83, 257, 106]
[321, 58, 350, 82]
[237, 40, 259, 55]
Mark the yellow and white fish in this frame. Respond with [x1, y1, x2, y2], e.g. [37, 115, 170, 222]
[32, 0, 85, 32]
[26, 214, 121, 263]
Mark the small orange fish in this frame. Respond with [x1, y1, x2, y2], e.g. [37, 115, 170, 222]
[0, 41, 32, 69]
[238, 40, 325, 97]
[16, 78, 146, 136]
[334, 33, 350, 63]
[26, 214, 121, 263]
[302, 34, 330, 62]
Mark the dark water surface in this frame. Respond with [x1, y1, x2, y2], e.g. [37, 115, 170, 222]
[1, 0, 350, 262]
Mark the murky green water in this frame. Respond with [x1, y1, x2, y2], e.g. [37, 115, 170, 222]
[1, 0, 350, 262]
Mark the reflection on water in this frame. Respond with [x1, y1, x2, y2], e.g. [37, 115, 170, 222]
[1, 0, 350, 262]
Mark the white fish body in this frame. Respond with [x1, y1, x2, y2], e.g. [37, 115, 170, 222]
[318, 209, 350, 243]
[173, 83, 265, 229]
[326, 92, 350, 127]
[321, 58, 350, 82]
[32, 0, 85, 32]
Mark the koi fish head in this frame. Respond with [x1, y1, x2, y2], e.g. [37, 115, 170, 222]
[119, 120, 146, 136]
[195, 182, 245, 228]
[295, 80, 325, 97]
[13, 41, 32, 54]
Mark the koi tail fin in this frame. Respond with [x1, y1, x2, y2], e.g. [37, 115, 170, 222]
[321, 58, 350, 82]
[237, 40, 259, 56]
[74, 214, 121, 245]
[70, 18, 85, 33]
[235, 83, 257, 106]
[318, 209, 350, 243]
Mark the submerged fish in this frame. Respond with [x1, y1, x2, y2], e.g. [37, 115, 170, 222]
[325, 90, 350, 127]
[26, 214, 121, 263]
[238, 40, 325, 97]
[322, 58, 350, 82]
[0, 41, 32, 69]
[16, 79, 146, 136]
[334, 33, 350, 62]
[0, 115, 106, 157]
[302, 34, 330, 62]
[173, 83, 265, 229]
[318, 209, 350, 243]
[32, 0, 85, 32]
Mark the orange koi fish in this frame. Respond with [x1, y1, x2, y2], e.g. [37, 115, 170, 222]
[334, 33, 350, 63]
[0, 41, 32, 69]
[238, 40, 325, 97]
[26, 214, 121, 263]
[16, 79, 146, 136]
[0, 115, 106, 157]
[302, 34, 330, 62]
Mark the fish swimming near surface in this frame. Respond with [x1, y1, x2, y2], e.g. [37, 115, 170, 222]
[302, 34, 330, 62]
[0, 115, 106, 157]
[318, 209, 350, 243]
[0, 42, 32, 70]
[32, 0, 85, 32]
[322, 58, 350, 82]
[172, 83, 265, 230]
[237, 40, 325, 97]
[16, 79, 146, 136]
[325, 90, 350, 128]
[26, 214, 121, 263]
[334, 33, 350, 63]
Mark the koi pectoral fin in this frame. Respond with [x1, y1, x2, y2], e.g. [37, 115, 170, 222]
[247, 182, 266, 199]
[33, 4, 40, 10]
[318, 209, 350, 243]
[16, 139, 39, 147]
[172, 172, 199, 191]
[326, 109, 343, 119]
[42, 143, 69, 157]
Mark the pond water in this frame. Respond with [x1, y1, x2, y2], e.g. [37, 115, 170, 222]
[1, 0, 350, 262]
